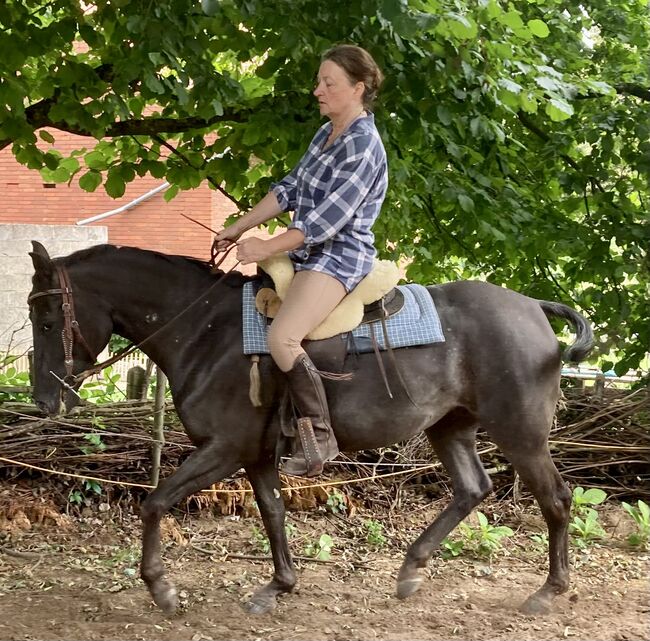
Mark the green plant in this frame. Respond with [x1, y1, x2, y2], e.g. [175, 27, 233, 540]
[572, 487, 607, 516]
[325, 489, 347, 515]
[569, 509, 606, 548]
[304, 534, 333, 561]
[441, 512, 513, 560]
[569, 486, 607, 549]
[250, 525, 271, 554]
[440, 537, 465, 559]
[621, 500, 650, 549]
[0, 364, 31, 402]
[250, 522, 297, 555]
[67, 479, 102, 507]
[79, 366, 125, 404]
[364, 519, 387, 548]
[529, 532, 549, 551]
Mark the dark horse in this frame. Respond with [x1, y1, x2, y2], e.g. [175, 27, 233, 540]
[28, 240, 593, 616]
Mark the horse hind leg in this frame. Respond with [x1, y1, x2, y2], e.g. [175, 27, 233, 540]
[486, 413, 572, 614]
[397, 412, 492, 600]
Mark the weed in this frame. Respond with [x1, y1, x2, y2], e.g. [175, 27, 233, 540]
[304, 534, 334, 560]
[250, 522, 297, 555]
[621, 500, 650, 549]
[364, 519, 387, 548]
[441, 511, 513, 559]
[569, 486, 607, 549]
[326, 489, 347, 515]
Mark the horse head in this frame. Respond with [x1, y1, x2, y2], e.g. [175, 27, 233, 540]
[28, 240, 113, 415]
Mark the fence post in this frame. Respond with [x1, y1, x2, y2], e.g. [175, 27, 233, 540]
[151, 366, 167, 487]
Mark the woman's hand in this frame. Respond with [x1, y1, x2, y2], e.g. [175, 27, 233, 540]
[213, 224, 244, 252]
[236, 237, 274, 265]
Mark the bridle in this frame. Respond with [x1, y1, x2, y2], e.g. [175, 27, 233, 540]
[27, 244, 239, 396]
[27, 264, 97, 394]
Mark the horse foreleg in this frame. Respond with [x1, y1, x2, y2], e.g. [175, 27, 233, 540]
[243, 461, 296, 614]
[140, 445, 240, 615]
[397, 422, 492, 600]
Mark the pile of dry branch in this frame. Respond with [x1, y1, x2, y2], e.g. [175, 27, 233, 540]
[1, 386, 648, 511]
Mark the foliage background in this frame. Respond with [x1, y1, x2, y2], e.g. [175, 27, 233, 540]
[1, 0, 648, 373]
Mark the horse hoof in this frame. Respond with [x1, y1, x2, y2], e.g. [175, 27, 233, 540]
[151, 582, 178, 616]
[519, 595, 551, 615]
[243, 594, 277, 615]
[396, 576, 423, 600]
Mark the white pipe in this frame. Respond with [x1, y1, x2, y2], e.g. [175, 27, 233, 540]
[76, 182, 170, 226]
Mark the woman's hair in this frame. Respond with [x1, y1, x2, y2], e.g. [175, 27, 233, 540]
[322, 44, 384, 108]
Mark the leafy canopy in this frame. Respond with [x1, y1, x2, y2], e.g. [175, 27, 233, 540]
[1, 0, 648, 373]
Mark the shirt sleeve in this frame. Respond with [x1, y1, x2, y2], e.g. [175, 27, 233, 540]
[270, 164, 300, 212]
[289, 137, 379, 246]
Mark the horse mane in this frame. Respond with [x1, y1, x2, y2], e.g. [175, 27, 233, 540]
[57, 243, 256, 287]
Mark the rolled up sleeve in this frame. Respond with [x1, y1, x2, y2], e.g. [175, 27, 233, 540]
[270, 166, 299, 212]
[288, 147, 377, 246]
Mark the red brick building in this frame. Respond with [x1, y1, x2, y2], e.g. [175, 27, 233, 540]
[0, 128, 245, 264]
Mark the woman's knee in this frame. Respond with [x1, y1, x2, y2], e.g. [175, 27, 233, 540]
[268, 323, 301, 371]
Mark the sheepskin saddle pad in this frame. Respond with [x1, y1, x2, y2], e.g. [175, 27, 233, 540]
[241, 255, 445, 355]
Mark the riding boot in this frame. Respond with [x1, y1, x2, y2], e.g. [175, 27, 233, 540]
[282, 353, 340, 477]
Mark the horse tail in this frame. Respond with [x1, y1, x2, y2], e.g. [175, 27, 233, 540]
[538, 300, 594, 364]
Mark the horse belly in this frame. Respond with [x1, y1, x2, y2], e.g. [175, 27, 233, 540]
[327, 363, 458, 451]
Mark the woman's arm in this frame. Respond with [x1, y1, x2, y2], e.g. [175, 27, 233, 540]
[214, 191, 284, 250]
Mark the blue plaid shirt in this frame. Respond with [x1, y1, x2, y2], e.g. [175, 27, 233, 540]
[271, 113, 388, 292]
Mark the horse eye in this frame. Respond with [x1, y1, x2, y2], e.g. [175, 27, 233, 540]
[41, 323, 53, 333]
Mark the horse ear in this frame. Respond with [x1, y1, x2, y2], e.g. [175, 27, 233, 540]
[31, 240, 50, 259]
[29, 241, 53, 277]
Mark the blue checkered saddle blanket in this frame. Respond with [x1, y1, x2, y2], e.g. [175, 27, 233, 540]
[242, 282, 445, 355]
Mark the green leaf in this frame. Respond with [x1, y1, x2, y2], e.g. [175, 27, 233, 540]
[545, 98, 574, 121]
[79, 170, 102, 192]
[105, 171, 126, 198]
[527, 19, 549, 38]
[458, 193, 475, 212]
[581, 488, 607, 505]
[85, 151, 108, 170]
[39, 130, 56, 144]
[201, 0, 220, 16]
[163, 184, 179, 202]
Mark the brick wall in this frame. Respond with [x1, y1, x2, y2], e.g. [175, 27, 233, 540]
[0, 128, 238, 260]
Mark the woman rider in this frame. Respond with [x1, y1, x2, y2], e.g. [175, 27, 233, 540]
[214, 44, 388, 477]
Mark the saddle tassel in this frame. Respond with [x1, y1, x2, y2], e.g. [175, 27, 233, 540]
[249, 355, 262, 407]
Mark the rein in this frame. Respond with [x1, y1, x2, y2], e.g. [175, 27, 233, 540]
[28, 245, 239, 391]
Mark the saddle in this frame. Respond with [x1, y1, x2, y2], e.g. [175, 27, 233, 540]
[254, 254, 405, 338]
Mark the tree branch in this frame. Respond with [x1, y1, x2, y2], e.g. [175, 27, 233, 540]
[151, 134, 245, 211]
[575, 83, 650, 102]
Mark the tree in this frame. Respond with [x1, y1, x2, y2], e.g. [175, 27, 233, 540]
[1, 0, 648, 373]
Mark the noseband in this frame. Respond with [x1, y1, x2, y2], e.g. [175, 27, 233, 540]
[27, 264, 97, 391]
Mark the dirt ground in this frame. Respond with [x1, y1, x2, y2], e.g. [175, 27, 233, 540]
[0, 496, 648, 641]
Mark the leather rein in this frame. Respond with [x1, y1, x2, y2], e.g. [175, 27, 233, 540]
[27, 245, 238, 395]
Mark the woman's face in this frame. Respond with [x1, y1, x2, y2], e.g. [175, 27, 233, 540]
[314, 60, 364, 119]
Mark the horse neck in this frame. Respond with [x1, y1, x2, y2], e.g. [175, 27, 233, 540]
[70, 249, 232, 365]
